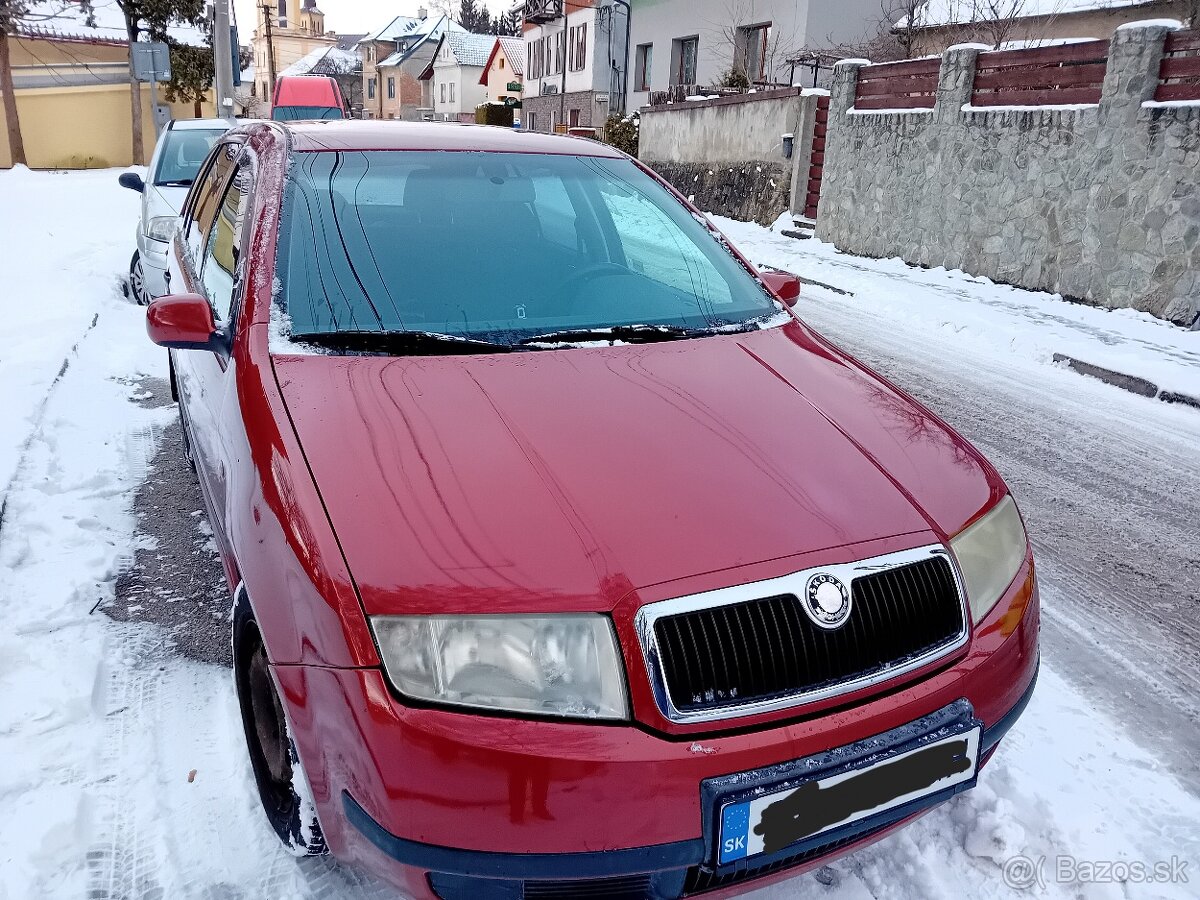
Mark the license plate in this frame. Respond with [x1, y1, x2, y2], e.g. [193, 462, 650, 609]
[718, 726, 980, 864]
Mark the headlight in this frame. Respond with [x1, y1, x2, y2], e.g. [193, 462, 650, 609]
[950, 494, 1028, 624]
[371, 615, 629, 720]
[146, 216, 176, 242]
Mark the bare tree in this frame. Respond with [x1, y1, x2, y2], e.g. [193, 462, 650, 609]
[969, 0, 1032, 49]
[0, 0, 91, 166]
[706, 0, 802, 88]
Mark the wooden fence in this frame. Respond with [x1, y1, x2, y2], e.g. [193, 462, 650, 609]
[854, 57, 939, 109]
[1155, 29, 1200, 102]
[971, 39, 1109, 106]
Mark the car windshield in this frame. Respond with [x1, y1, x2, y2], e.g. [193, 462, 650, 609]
[272, 106, 345, 121]
[153, 128, 225, 185]
[275, 150, 782, 349]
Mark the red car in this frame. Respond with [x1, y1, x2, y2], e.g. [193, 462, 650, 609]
[147, 120, 1038, 899]
[271, 74, 346, 121]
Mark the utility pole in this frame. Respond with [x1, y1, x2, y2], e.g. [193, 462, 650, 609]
[261, 3, 276, 102]
[213, 0, 234, 117]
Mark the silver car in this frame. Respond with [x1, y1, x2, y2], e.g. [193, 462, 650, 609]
[118, 118, 230, 304]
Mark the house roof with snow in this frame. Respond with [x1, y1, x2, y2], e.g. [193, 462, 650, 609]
[360, 12, 464, 45]
[477, 36, 525, 84]
[278, 45, 361, 78]
[441, 32, 497, 68]
[16, 0, 207, 46]
[897, 0, 1159, 29]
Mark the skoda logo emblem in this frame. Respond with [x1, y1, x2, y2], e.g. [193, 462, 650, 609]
[804, 573, 852, 629]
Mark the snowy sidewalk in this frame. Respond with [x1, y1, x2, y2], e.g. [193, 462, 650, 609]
[716, 216, 1200, 403]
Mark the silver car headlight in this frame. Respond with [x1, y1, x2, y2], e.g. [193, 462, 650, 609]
[950, 495, 1029, 624]
[371, 615, 629, 720]
[146, 216, 176, 242]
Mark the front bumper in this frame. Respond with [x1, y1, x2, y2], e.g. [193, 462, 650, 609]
[274, 560, 1039, 899]
[345, 677, 1034, 899]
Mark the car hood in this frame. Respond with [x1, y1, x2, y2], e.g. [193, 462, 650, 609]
[272, 321, 1000, 616]
[145, 183, 189, 218]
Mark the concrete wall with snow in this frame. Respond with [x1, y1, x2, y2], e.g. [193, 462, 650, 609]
[817, 23, 1200, 328]
[638, 88, 805, 225]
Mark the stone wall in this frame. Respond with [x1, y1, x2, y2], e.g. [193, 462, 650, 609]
[818, 23, 1200, 328]
[638, 89, 808, 225]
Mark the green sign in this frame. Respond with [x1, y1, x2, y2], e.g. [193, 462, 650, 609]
[504, 97, 522, 108]
[507, 81, 523, 92]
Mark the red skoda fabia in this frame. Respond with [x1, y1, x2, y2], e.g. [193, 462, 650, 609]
[146, 120, 1038, 898]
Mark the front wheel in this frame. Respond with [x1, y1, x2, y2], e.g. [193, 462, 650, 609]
[233, 592, 328, 857]
[129, 250, 151, 306]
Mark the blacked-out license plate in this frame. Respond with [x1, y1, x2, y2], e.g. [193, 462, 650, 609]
[718, 726, 980, 864]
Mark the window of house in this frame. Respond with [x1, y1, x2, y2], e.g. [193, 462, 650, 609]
[526, 111, 537, 131]
[499, 57, 505, 70]
[440, 83, 446, 103]
[635, 43, 652, 91]
[738, 23, 771, 82]
[568, 108, 580, 128]
[569, 22, 587, 71]
[672, 36, 698, 85]
[387, 76, 395, 99]
[368, 77, 376, 99]
[450, 82, 456, 103]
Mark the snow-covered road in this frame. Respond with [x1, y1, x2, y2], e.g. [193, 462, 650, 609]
[0, 170, 1196, 900]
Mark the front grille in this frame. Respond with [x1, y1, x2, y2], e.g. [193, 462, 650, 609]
[653, 556, 963, 715]
[428, 872, 656, 900]
[523, 875, 653, 899]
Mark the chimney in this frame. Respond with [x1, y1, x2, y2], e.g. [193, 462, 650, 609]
[418, 6, 427, 18]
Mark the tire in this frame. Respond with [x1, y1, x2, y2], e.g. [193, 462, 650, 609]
[129, 250, 152, 306]
[232, 590, 328, 857]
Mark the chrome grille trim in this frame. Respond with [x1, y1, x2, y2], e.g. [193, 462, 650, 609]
[635, 545, 970, 725]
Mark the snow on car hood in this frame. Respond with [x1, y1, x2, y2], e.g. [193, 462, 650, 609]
[271, 320, 1001, 615]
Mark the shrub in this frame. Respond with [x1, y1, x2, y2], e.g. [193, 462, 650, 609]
[603, 112, 639, 157]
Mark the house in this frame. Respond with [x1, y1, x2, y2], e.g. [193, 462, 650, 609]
[898, 0, 1194, 55]
[419, 32, 495, 123]
[521, 0, 629, 134]
[625, 0, 881, 109]
[359, 11, 462, 120]
[479, 36, 526, 116]
[251, 0, 350, 107]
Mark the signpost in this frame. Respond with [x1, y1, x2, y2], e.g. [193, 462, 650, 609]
[131, 42, 171, 136]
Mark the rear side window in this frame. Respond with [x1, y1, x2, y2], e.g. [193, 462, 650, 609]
[200, 160, 252, 324]
[272, 106, 344, 121]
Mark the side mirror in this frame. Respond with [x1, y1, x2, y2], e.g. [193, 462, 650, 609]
[119, 171, 145, 193]
[761, 269, 801, 307]
[146, 294, 224, 352]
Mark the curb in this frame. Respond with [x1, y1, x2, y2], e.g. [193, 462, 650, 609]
[1052, 353, 1200, 410]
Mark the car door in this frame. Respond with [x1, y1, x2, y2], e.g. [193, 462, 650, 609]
[172, 140, 250, 557]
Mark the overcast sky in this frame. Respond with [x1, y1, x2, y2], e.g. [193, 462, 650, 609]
[232, 0, 516, 43]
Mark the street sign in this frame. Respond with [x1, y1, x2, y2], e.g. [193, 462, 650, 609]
[131, 41, 172, 83]
[506, 81, 522, 92]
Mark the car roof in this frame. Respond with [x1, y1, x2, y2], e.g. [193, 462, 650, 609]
[264, 120, 627, 158]
[273, 74, 342, 106]
[168, 117, 234, 131]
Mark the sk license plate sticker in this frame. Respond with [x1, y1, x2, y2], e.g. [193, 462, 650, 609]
[718, 726, 980, 865]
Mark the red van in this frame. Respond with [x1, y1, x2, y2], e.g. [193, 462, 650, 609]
[271, 74, 346, 121]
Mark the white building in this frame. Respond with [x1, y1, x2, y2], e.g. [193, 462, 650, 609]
[421, 31, 495, 122]
[625, 0, 882, 109]
[521, 0, 630, 134]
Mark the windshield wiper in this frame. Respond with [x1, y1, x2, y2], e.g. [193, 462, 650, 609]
[154, 179, 194, 187]
[291, 330, 514, 355]
[520, 324, 723, 346]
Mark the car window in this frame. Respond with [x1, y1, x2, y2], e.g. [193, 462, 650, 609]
[183, 142, 240, 271]
[153, 128, 225, 186]
[276, 151, 778, 345]
[597, 183, 735, 308]
[200, 159, 252, 325]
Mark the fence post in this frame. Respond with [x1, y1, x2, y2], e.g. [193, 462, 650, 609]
[828, 58, 867, 118]
[934, 44, 988, 124]
[789, 91, 825, 218]
[1099, 20, 1179, 127]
